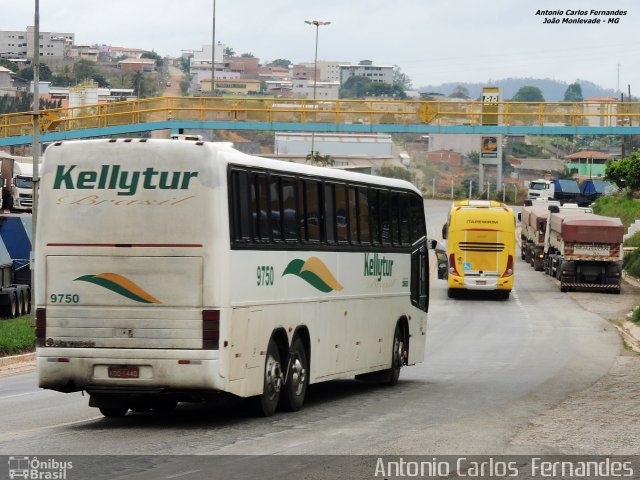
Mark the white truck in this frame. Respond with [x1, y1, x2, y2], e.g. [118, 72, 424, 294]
[0, 156, 35, 212]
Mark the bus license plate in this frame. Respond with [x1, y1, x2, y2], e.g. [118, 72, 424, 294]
[108, 366, 139, 379]
[476, 280, 486, 285]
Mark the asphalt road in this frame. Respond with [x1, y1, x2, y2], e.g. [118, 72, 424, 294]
[0, 200, 625, 477]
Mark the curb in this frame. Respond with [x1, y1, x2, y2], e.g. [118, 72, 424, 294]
[0, 352, 35, 368]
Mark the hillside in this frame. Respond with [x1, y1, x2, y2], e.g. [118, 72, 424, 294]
[419, 78, 617, 101]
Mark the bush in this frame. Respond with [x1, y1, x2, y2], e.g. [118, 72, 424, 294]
[0, 315, 34, 356]
[623, 231, 640, 247]
[592, 195, 640, 229]
[632, 306, 640, 325]
[623, 249, 640, 277]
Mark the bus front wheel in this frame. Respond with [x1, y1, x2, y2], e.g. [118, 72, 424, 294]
[254, 338, 283, 417]
[279, 337, 308, 412]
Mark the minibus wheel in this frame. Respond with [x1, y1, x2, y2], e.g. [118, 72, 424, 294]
[99, 407, 128, 418]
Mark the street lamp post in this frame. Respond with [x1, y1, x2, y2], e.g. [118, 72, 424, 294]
[211, 0, 216, 95]
[304, 20, 330, 161]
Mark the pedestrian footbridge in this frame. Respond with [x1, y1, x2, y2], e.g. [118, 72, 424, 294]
[1, 96, 639, 146]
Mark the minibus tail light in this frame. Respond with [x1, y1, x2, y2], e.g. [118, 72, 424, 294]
[203, 310, 220, 350]
[35, 308, 46, 347]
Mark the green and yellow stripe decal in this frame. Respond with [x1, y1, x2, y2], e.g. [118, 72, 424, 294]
[282, 257, 343, 293]
[75, 273, 162, 304]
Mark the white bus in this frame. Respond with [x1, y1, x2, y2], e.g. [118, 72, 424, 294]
[35, 139, 431, 417]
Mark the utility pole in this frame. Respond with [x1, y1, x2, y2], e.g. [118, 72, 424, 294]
[211, 0, 216, 94]
[32, 0, 40, 317]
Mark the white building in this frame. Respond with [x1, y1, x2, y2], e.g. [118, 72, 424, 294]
[339, 60, 395, 85]
[292, 79, 340, 100]
[298, 61, 350, 83]
[0, 28, 74, 61]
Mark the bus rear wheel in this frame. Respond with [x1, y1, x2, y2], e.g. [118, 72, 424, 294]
[254, 338, 283, 417]
[279, 337, 308, 412]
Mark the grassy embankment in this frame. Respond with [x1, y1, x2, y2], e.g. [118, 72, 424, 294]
[0, 315, 34, 356]
[592, 195, 640, 324]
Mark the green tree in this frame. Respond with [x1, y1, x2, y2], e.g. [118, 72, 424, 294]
[224, 47, 236, 56]
[18, 64, 53, 82]
[142, 51, 163, 67]
[240, 52, 255, 58]
[131, 71, 145, 98]
[605, 152, 640, 192]
[563, 82, 583, 102]
[268, 58, 291, 68]
[393, 68, 412, 90]
[511, 86, 544, 102]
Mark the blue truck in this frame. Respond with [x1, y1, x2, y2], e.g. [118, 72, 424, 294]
[0, 214, 31, 318]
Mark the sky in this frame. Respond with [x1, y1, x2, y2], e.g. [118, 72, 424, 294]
[4, 0, 639, 91]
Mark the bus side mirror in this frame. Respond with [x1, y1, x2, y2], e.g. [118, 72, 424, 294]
[517, 212, 521, 222]
[428, 239, 448, 280]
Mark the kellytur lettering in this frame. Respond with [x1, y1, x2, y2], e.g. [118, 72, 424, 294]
[53, 165, 199, 196]
[364, 253, 394, 281]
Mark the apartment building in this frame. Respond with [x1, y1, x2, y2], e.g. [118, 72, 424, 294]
[339, 60, 395, 85]
[0, 27, 74, 61]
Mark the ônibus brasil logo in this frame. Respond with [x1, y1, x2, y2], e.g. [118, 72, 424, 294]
[283, 257, 343, 293]
[53, 165, 199, 196]
[75, 273, 161, 304]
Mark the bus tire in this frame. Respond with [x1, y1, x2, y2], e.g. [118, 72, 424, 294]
[279, 337, 308, 412]
[385, 324, 404, 387]
[99, 406, 128, 418]
[447, 288, 456, 299]
[254, 338, 283, 417]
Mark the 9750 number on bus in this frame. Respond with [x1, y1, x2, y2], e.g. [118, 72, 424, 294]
[257, 266, 275, 286]
[50, 294, 80, 304]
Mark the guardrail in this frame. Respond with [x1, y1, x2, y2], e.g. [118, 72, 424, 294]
[1, 97, 640, 142]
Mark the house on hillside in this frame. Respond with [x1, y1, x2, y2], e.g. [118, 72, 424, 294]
[564, 150, 610, 179]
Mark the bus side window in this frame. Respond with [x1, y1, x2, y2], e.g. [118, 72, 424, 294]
[282, 178, 297, 241]
[409, 194, 425, 244]
[348, 186, 358, 245]
[379, 190, 392, 245]
[254, 173, 270, 242]
[368, 189, 380, 246]
[324, 183, 336, 244]
[335, 185, 348, 243]
[305, 181, 321, 242]
[411, 242, 428, 312]
[270, 176, 282, 241]
[391, 192, 400, 246]
[358, 187, 371, 245]
[231, 170, 251, 241]
[400, 194, 411, 246]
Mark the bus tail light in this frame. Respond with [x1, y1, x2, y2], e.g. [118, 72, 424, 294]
[449, 253, 460, 276]
[502, 255, 514, 277]
[202, 310, 220, 350]
[35, 308, 46, 347]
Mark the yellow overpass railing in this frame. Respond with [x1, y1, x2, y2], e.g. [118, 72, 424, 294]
[1, 96, 640, 140]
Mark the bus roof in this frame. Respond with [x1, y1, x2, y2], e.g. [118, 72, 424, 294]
[47, 138, 422, 195]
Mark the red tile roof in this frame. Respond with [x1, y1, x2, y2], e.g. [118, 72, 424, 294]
[564, 150, 610, 160]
